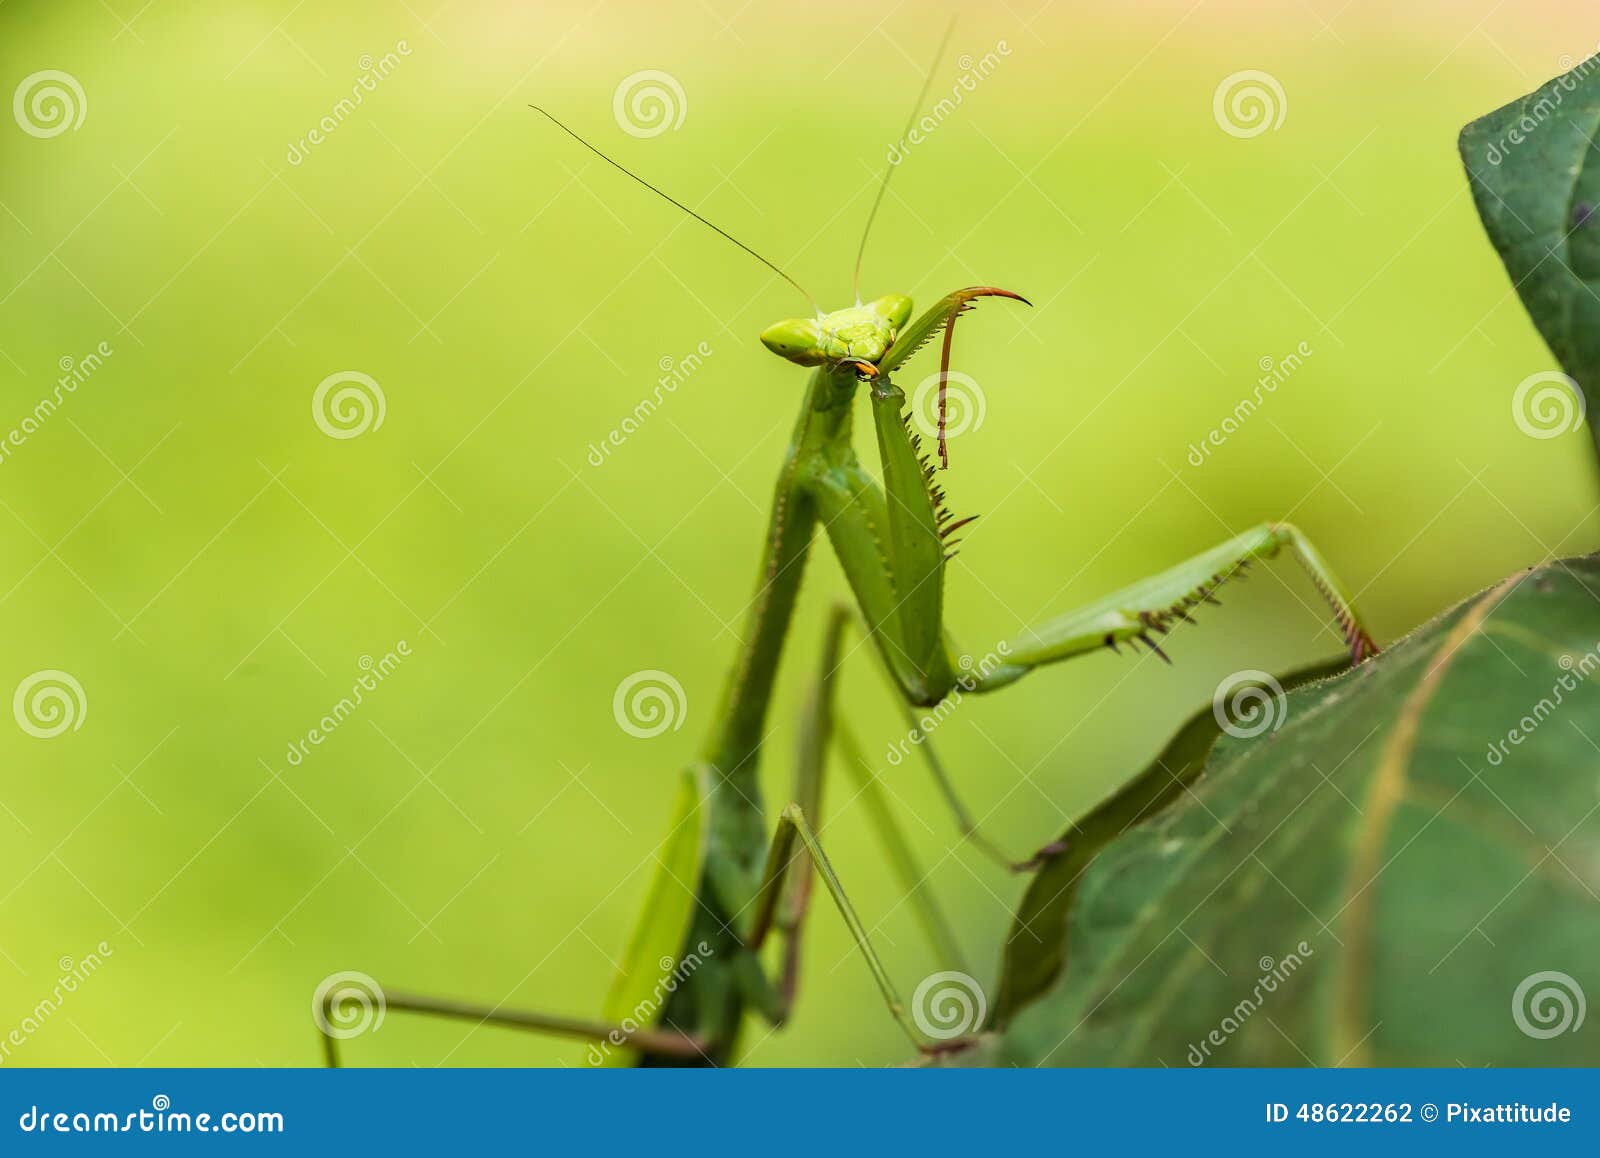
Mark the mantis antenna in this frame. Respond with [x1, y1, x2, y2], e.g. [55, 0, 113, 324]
[530, 104, 821, 314]
[851, 15, 959, 304]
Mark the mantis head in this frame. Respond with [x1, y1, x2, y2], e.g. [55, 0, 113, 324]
[760, 294, 914, 372]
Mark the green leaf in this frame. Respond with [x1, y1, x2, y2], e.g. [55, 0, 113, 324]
[991, 659, 1349, 1028]
[994, 558, 1600, 1066]
[599, 763, 709, 1066]
[1460, 55, 1600, 450]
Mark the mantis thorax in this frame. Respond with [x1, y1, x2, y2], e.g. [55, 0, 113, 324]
[760, 294, 913, 368]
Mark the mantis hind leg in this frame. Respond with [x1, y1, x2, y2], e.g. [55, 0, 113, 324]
[316, 988, 707, 1067]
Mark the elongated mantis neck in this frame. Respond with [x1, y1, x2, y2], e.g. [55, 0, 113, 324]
[700, 366, 859, 803]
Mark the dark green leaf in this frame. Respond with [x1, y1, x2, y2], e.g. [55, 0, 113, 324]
[992, 659, 1348, 1027]
[994, 558, 1600, 1066]
[1460, 55, 1600, 452]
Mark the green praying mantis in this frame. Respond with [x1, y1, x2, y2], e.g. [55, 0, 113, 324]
[319, 33, 1378, 1069]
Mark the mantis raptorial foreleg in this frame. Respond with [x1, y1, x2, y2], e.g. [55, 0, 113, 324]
[812, 338, 1376, 709]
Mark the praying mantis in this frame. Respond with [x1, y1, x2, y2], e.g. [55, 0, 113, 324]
[319, 31, 1378, 1069]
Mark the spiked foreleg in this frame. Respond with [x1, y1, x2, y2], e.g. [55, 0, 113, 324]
[805, 448, 957, 707]
[877, 286, 1030, 471]
[868, 380, 955, 676]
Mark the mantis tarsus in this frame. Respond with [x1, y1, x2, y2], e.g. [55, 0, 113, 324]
[320, 35, 1378, 1069]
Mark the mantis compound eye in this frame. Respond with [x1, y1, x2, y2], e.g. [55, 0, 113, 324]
[867, 294, 913, 332]
[760, 317, 828, 365]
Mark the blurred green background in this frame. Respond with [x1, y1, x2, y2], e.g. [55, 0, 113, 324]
[1, 0, 1597, 1066]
